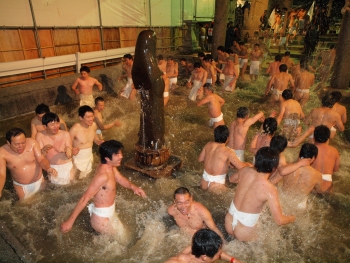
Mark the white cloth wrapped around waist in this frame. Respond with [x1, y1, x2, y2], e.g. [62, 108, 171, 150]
[50, 161, 73, 185]
[322, 174, 332, 182]
[13, 175, 43, 200]
[249, 61, 260, 75]
[88, 202, 115, 219]
[202, 169, 226, 187]
[206, 78, 212, 84]
[239, 58, 248, 68]
[283, 118, 300, 126]
[188, 80, 202, 101]
[228, 201, 260, 229]
[234, 149, 245, 162]
[209, 113, 223, 127]
[163, 91, 169, 97]
[73, 147, 93, 174]
[223, 76, 235, 91]
[120, 77, 133, 99]
[296, 88, 310, 93]
[79, 94, 94, 107]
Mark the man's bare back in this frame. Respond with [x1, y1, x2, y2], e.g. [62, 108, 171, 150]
[294, 69, 315, 107]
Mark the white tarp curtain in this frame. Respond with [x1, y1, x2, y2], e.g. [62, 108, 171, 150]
[0, 0, 215, 27]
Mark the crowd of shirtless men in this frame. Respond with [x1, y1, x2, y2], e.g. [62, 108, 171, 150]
[0, 38, 345, 262]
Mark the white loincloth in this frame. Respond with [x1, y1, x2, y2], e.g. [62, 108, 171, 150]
[88, 202, 115, 219]
[169, 77, 177, 85]
[296, 88, 310, 93]
[239, 58, 248, 68]
[209, 113, 223, 127]
[80, 94, 94, 108]
[250, 61, 260, 75]
[223, 76, 235, 91]
[50, 161, 73, 185]
[234, 149, 245, 162]
[206, 78, 212, 84]
[273, 89, 283, 99]
[73, 148, 93, 178]
[228, 201, 260, 229]
[163, 92, 169, 97]
[120, 77, 133, 99]
[13, 175, 43, 200]
[188, 80, 202, 101]
[283, 118, 300, 126]
[322, 174, 332, 182]
[202, 170, 226, 187]
[279, 36, 286, 46]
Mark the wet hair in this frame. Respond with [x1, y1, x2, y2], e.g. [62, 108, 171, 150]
[217, 46, 225, 52]
[279, 64, 288, 72]
[167, 56, 174, 61]
[203, 83, 213, 91]
[192, 229, 222, 258]
[95, 96, 104, 105]
[275, 54, 282, 62]
[99, 140, 124, 164]
[254, 147, 279, 173]
[78, 105, 94, 118]
[254, 43, 260, 47]
[284, 51, 290, 56]
[330, 91, 342, 103]
[262, 117, 277, 135]
[198, 52, 205, 58]
[282, 89, 293, 100]
[180, 58, 187, 62]
[157, 54, 164, 60]
[237, 107, 249, 118]
[80, 66, 90, 73]
[123, 54, 133, 60]
[42, 112, 60, 126]
[321, 94, 335, 108]
[204, 54, 213, 62]
[173, 187, 191, 199]
[193, 62, 201, 68]
[35, 103, 50, 114]
[6, 128, 26, 143]
[299, 143, 318, 159]
[270, 135, 287, 154]
[214, 125, 229, 143]
[314, 125, 330, 143]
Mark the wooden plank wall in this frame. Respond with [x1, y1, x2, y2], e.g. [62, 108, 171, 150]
[0, 27, 183, 88]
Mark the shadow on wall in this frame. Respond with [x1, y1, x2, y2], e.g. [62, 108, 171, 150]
[54, 85, 73, 105]
[100, 74, 118, 97]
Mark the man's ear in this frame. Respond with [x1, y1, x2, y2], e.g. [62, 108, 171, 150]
[200, 255, 208, 262]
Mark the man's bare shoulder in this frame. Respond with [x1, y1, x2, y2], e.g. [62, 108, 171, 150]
[168, 203, 176, 215]
[31, 117, 40, 125]
[192, 201, 209, 214]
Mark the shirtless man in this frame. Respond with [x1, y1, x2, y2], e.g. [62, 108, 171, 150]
[217, 46, 229, 84]
[279, 143, 323, 208]
[266, 54, 282, 81]
[157, 54, 167, 74]
[331, 91, 347, 124]
[268, 135, 289, 185]
[72, 66, 103, 107]
[281, 51, 295, 71]
[166, 56, 179, 90]
[297, 8, 307, 35]
[0, 128, 57, 200]
[265, 64, 294, 107]
[93, 97, 122, 139]
[70, 106, 103, 179]
[304, 94, 344, 139]
[227, 107, 264, 162]
[198, 125, 250, 192]
[165, 229, 242, 263]
[187, 62, 207, 101]
[314, 44, 336, 91]
[197, 84, 225, 128]
[36, 112, 74, 185]
[30, 103, 67, 139]
[250, 117, 277, 158]
[118, 54, 137, 100]
[272, 13, 282, 43]
[293, 60, 315, 108]
[167, 187, 224, 240]
[278, 27, 287, 54]
[61, 140, 146, 235]
[277, 89, 304, 141]
[202, 55, 217, 85]
[216, 57, 237, 92]
[179, 58, 193, 79]
[238, 41, 248, 80]
[225, 147, 295, 242]
[250, 43, 263, 80]
[291, 57, 315, 82]
[311, 125, 340, 193]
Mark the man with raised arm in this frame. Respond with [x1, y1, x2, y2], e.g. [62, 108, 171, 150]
[167, 187, 224, 240]
[165, 229, 242, 263]
[61, 140, 146, 235]
[197, 84, 225, 128]
[70, 106, 103, 179]
[36, 112, 74, 185]
[225, 147, 295, 242]
[72, 66, 103, 107]
[93, 97, 122, 139]
[31, 103, 67, 139]
[227, 107, 264, 162]
[198, 125, 250, 192]
[0, 128, 57, 200]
